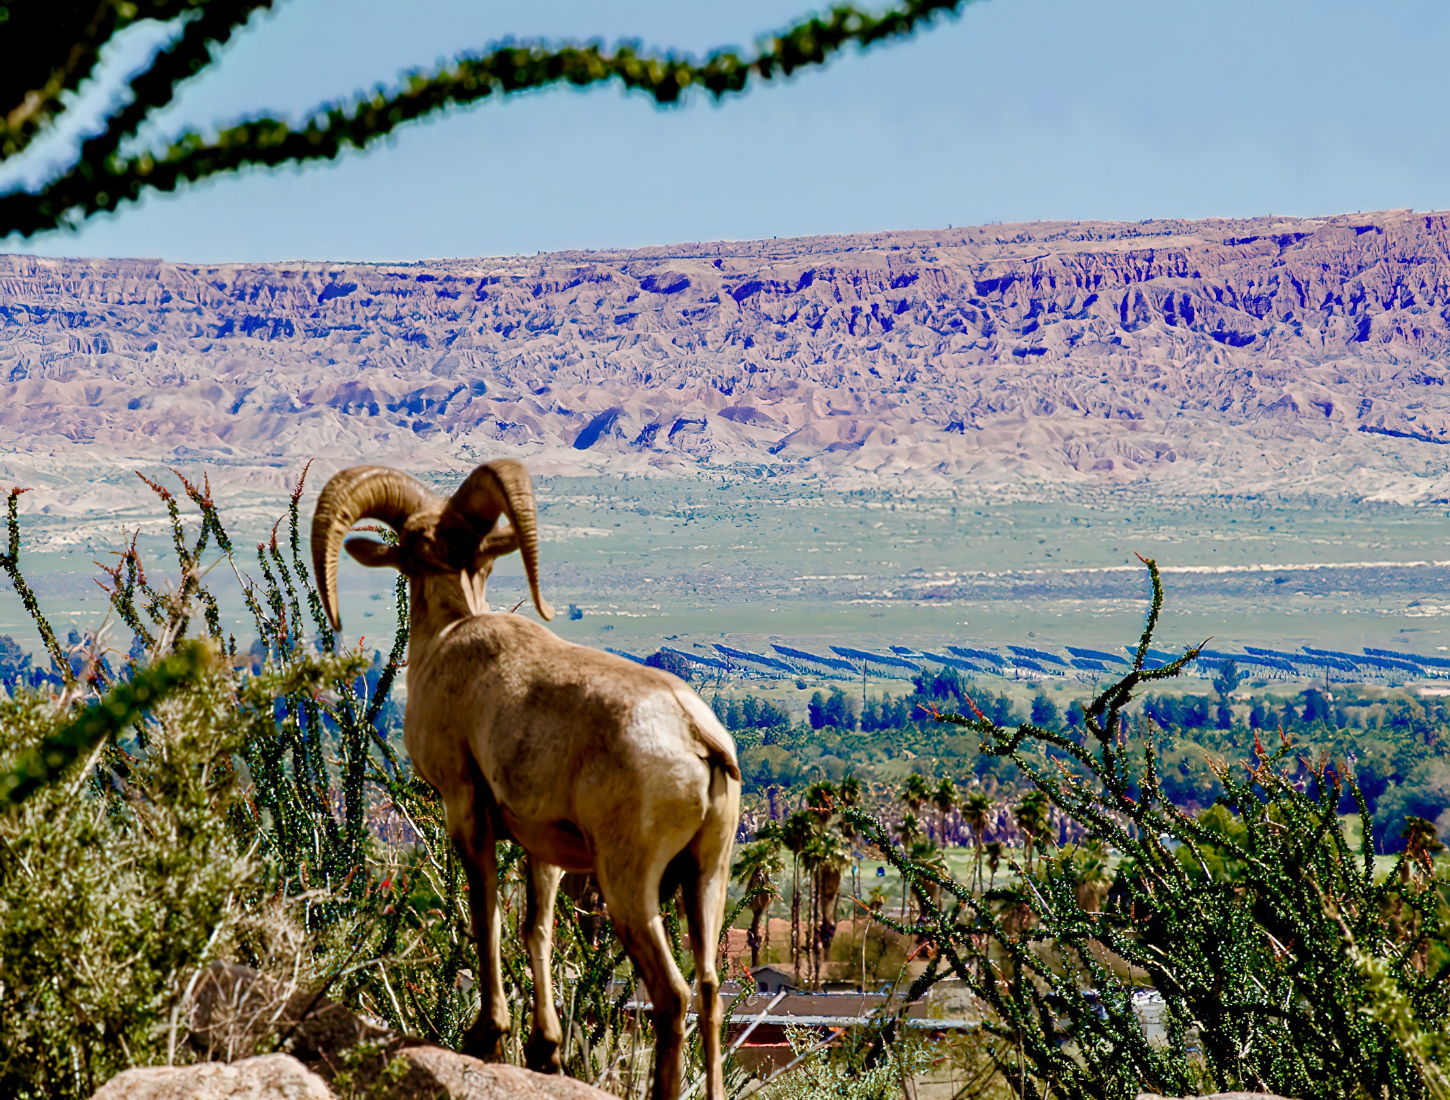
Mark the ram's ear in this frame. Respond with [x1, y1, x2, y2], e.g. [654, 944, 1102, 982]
[344, 537, 402, 570]
[476, 529, 519, 560]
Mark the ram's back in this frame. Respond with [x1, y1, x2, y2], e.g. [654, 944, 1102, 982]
[435, 616, 739, 789]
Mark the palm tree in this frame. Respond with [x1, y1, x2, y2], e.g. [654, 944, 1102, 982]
[837, 774, 862, 840]
[732, 839, 784, 968]
[901, 772, 931, 819]
[984, 840, 1004, 889]
[805, 780, 838, 827]
[960, 791, 993, 892]
[1071, 839, 1112, 913]
[861, 883, 889, 988]
[1013, 789, 1052, 874]
[803, 830, 849, 988]
[754, 820, 786, 960]
[898, 810, 921, 846]
[932, 776, 958, 847]
[836, 773, 864, 958]
[894, 811, 922, 920]
[781, 810, 814, 984]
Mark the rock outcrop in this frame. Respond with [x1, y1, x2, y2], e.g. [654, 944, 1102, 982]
[90, 1054, 332, 1100]
[88, 961, 623, 1100]
[90, 1051, 625, 1100]
[380, 1051, 620, 1100]
[187, 961, 392, 1065]
[5, 209, 1450, 509]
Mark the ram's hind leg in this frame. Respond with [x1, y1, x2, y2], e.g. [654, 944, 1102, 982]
[453, 785, 510, 1061]
[681, 767, 740, 1100]
[523, 857, 565, 1073]
[600, 859, 692, 1100]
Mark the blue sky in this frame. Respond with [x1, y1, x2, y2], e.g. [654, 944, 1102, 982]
[3, 0, 1448, 262]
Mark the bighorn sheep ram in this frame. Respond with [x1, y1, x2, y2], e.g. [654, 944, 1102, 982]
[311, 461, 741, 1100]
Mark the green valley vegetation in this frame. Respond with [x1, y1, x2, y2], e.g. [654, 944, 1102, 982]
[712, 666, 1450, 858]
[1, 478, 1449, 1099]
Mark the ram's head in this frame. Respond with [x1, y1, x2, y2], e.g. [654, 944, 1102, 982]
[311, 460, 555, 629]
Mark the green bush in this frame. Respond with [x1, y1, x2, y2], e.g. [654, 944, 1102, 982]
[0, 473, 680, 1100]
[846, 560, 1450, 1100]
[0, 648, 257, 1095]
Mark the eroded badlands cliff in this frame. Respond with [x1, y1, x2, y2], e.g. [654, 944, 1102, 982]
[3, 209, 1450, 514]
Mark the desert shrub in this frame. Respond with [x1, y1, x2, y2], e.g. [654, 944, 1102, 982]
[768, 1026, 938, 1100]
[0, 472, 687, 1100]
[846, 560, 1450, 1100]
[0, 649, 255, 1096]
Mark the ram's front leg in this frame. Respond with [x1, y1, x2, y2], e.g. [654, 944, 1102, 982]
[523, 857, 565, 1073]
[454, 796, 511, 1060]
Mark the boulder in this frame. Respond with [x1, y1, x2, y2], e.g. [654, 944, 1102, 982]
[188, 961, 392, 1064]
[166, 960, 617, 1100]
[91, 1054, 332, 1100]
[374, 1049, 619, 1100]
[91, 1049, 621, 1100]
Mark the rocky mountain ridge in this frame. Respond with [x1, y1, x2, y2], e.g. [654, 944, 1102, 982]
[4, 208, 1450, 515]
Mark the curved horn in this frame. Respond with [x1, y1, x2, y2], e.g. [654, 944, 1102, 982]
[311, 466, 434, 631]
[447, 459, 555, 621]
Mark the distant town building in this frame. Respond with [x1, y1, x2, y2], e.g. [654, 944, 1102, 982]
[749, 965, 797, 994]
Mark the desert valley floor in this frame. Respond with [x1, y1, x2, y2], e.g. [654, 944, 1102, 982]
[4, 471, 1450, 712]
[6, 209, 1450, 704]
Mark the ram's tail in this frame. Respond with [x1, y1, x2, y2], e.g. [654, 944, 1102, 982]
[672, 687, 742, 782]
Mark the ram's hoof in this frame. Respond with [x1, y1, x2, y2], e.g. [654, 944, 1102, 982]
[460, 1022, 509, 1062]
[525, 1033, 563, 1074]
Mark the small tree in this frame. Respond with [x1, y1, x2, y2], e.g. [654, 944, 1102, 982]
[1030, 691, 1061, 731]
[826, 687, 857, 730]
[807, 687, 856, 730]
[932, 775, 958, 846]
[808, 690, 828, 730]
[1212, 658, 1245, 730]
[960, 790, 993, 891]
[1211, 657, 1245, 703]
[732, 839, 784, 969]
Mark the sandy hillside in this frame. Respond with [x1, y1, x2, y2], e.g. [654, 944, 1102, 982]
[3, 209, 1450, 515]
